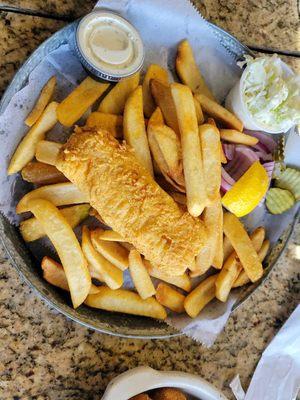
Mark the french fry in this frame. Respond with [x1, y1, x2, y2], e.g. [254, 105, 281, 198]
[57, 77, 109, 127]
[35, 140, 62, 166]
[190, 197, 222, 276]
[98, 72, 140, 114]
[176, 39, 215, 101]
[215, 227, 266, 301]
[168, 192, 187, 206]
[8, 101, 58, 175]
[207, 118, 227, 164]
[25, 76, 56, 127]
[223, 213, 263, 282]
[144, 260, 191, 292]
[220, 129, 258, 146]
[41, 256, 99, 294]
[199, 124, 221, 202]
[129, 250, 156, 299]
[223, 236, 233, 262]
[195, 94, 243, 131]
[171, 83, 206, 217]
[90, 229, 129, 271]
[85, 287, 167, 320]
[94, 230, 124, 242]
[86, 112, 123, 138]
[233, 239, 270, 288]
[184, 274, 218, 318]
[148, 109, 184, 190]
[212, 202, 224, 270]
[123, 86, 153, 175]
[152, 388, 187, 400]
[21, 161, 68, 185]
[82, 226, 123, 290]
[27, 199, 91, 308]
[193, 96, 204, 124]
[20, 204, 90, 242]
[16, 182, 88, 214]
[150, 79, 180, 136]
[155, 283, 185, 313]
[142, 64, 169, 117]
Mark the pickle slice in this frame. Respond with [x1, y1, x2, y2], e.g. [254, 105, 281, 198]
[266, 188, 295, 214]
[275, 167, 300, 201]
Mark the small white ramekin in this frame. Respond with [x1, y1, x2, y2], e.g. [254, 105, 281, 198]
[225, 60, 294, 134]
[101, 366, 228, 400]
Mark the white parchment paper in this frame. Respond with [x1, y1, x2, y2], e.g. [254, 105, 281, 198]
[0, 0, 298, 346]
[231, 305, 300, 400]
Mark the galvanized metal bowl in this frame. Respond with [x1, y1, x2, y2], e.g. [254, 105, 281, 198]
[0, 22, 298, 338]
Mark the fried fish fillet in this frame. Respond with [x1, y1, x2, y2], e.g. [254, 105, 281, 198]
[56, 127, 206, 275]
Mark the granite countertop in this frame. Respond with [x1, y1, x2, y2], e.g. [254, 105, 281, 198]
[0, 2, 299, 399]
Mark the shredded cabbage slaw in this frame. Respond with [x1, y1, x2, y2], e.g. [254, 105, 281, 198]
[241, 55, 300, 131]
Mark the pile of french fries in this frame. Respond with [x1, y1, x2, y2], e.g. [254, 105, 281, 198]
[8, 39, 268, 321]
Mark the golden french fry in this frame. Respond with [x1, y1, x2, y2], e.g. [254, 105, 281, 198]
[85, 287, 167, 320]
[148, 110, 184, 189]
[150, 79, 180, 136]
[155, 282, 185, 313]
[215, 227, 266, 301]
[95, 230, 124, 242]
[16, 182, 88, 214]
[233, 239, 270, 288]
[171, 83, 206, 217]
[223, 213, 263, 282]
[144, 260, 191, 292]
[28, 199, 90, 308]
[212, 202, 224, 270]
[152, 388, 187, 400]
[207, 118, 227, 164]
[142, 64, 169, 117]
[195, 94, 243, 131]
[82, 226, 123, 290]
[219, 129, 258, 146]
[168, 192, 187, 206]
[21, 161, 68, 185]
[223, 235, 233, 262]
[184, 274, 218, 318]
[90, 229, 129, 271]
[128, 250, 156, 299]
[98, 72, 140, 114]
[123, 86, 153, 175]
[193, 96, 204, 124]
[199, 124, 221, 202]
[190, 198, 222, 276]
[176, 39, 215, 101]
[86, 112, 123, 138]
[57, 77, 109, 127]
[25, 76, 56, 127]
[35, 140, 62, 166]
[20, 204, 90, 242]
[8, 101, 58, 175]
[41, 256, 99, 294]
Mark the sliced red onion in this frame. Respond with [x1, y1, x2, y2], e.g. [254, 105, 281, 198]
[225, 146, 259, 181]
[263, 161, 275, 181]
[222, 143, 235, 160]
[221, 167, 235, 193]
[244, 130, 277, 153]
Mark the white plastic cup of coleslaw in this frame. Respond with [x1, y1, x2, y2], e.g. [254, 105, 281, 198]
[225, 56, 298, 134]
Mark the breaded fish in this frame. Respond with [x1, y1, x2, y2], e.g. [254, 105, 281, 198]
[56, 127, 206, 275]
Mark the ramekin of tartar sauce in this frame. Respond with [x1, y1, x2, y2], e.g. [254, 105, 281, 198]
[74, 10, 144, 81]
[225, 55, 300, 134]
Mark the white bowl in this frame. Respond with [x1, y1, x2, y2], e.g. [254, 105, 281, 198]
[225, 60, 294, 134]
[101, 366, 228, 400]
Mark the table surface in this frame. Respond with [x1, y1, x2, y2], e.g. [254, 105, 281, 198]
[0, 1, 299, 399]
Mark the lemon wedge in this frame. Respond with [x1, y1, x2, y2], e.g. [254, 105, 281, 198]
[222, 161, 269, 217]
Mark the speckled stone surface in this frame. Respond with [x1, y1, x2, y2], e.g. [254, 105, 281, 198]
[0, 4, 300, 400]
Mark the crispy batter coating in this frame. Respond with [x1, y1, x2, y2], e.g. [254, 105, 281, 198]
[56, 127, 206, 275]
[152, 388, 187, 400]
